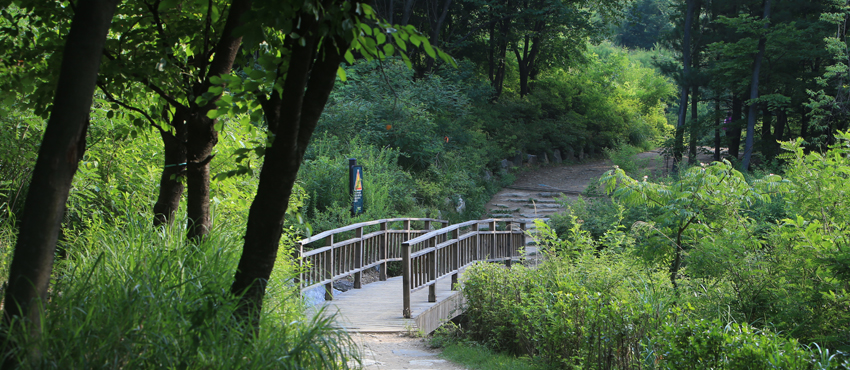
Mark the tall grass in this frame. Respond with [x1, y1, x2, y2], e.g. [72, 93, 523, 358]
[2, 213, 356, 369]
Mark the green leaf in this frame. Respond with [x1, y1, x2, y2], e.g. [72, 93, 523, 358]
[375, 30, 386, 44]
[383, 44, 395, 56]
[243, 81, 260, 91]
[337, 66, 347, 81]
[107, 110, 114, 119]
[359, 23, 372, 36]
[344, 50, 355, 64]
[209, 75, 223, 85]
[423, 41, 436, 58]
[214, 121, 224, 131]
[207, 109, 223, 119]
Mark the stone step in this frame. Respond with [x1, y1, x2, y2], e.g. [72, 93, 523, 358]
[529, 203, 563, 209]
[500, 192, 530, 198]
[518, 208, 559, 214]
[501, 198, 559, 204]
[490, 208, 520, 213]
[538, 192, 568, 198]
[520, 213, 553, 219]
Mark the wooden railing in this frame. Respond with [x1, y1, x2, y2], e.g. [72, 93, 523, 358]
[297, 218, 447, 300]
[401, 219, 528, 318]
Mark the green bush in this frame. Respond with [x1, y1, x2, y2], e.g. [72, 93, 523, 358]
[5, 212, 355, 369]
[461, 221, 673, 368]
[654, 319, 821, 369]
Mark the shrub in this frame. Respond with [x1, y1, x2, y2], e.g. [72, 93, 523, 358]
[461, 221, 673, 368]
[5, 213, 356, 369]
[654, 319, 822, 369]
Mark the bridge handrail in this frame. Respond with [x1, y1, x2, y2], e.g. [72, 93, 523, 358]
[401, 218, 530, 318]
[297, 217, 447, 300]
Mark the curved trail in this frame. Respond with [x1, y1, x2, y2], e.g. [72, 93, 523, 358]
[351, 149, 713, 369]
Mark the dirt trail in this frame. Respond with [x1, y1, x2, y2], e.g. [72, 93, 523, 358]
[349, 149, 715, 369]
[349, 333, 466, 370]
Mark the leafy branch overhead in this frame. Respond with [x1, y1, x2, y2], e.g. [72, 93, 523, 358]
[202, 0, 454, 181]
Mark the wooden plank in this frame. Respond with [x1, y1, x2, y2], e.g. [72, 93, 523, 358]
[311, 272, 466, 333]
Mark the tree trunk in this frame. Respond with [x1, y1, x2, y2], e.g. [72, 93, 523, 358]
[774, 109, 786, 154]
[688, 83, 699, 164]
[401, 0, 415, 25]
[425, 0, 452, 72]
[673, 0, 696, 171]
[153, 109, 188, 227]
[729, 95, 743, 159]
[491, 18, 509, 99]
[515, 30, 541, 97]
[231, 32, 349, 332]
[2, 0, 118, 363]
[760, 104, 773, 157]
[714, 97, 721, 161]
[740, 0, 770, 171]
[184, 0, 252, 240]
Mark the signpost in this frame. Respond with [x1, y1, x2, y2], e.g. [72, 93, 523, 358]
[349, 158, 364, 216]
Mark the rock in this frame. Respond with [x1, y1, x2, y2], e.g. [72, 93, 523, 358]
[565, 146, 575, 160]
[494, 203, 510, 208]
[483, 170, 493, 181]
[490, 213, 514, 218]
[333, 279, 354, 292]
[501, 193, 528, 197]
[303, 285, 344, 305]
[455, 196, 466, 213]
[500, 159, 510, 168]
[538, 192, 561, 197]
[543, 152, 550, 164]
[527, 154, 538, 165]
[513, 152, 523, 165]
[579, 147, 585, 161]
[553, 149, 563, 163]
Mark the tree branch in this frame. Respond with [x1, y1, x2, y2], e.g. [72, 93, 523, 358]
[448, 15, 514, 49]
[97, 82, 166, 134]
[138, 76, 187, 109]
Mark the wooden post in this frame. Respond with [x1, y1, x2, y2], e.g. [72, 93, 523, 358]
[296, 242, 303, 290]
[354, 226, 363, 289]
[451, 227, 459, 290]
[441, 221, 449, 242]
[489, 220, 496, 261]
[428, 236, 437, 302]
[505, 220, 512, 267]
[404, 219, 412, 247]
[402, 240, 412, 318]
[324, 235, 334, 301]
[518, 222, 525, 258]
[379, 221, 388, 281]
[473, 222, 480, 261]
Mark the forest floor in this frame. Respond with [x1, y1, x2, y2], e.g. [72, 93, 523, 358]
[348, 149, 716, 369]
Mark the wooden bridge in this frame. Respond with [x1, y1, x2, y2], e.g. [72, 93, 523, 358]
[297, 218, 532, 334]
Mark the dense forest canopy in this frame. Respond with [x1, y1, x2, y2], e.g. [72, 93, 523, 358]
[0, 0, 849, 366]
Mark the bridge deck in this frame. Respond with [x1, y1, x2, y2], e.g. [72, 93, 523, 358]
[312, 272, 465, 334]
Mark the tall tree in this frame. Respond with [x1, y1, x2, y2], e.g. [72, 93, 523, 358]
[673, 0, 696, 169]
[740, 0, 770, 171]
[209, 0, 452, 331]
[1, 0, 119, 362]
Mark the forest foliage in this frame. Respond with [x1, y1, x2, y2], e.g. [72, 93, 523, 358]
[454, 133, 850, 368]
[4, 0, 850, 366]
